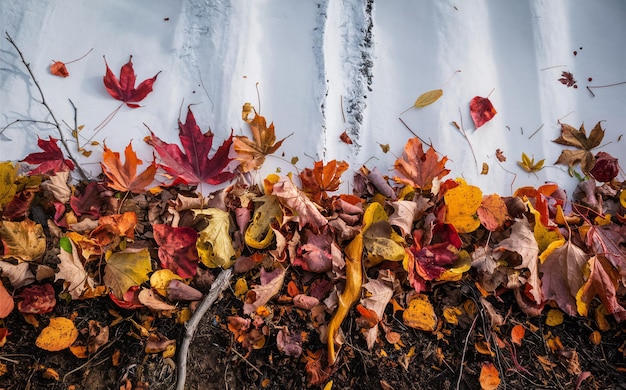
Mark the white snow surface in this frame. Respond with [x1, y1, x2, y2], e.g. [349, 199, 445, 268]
[1, 0, 625, 196]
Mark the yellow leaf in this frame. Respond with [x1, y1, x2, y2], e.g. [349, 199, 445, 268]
[443, 306, 463, 325]
[518, 152, 545, 172]
[402, 294, 437, 331]
[245, 195, 282, 249]
[194, 208, 236, 268]
[104, 248, 152, 299]
[35, 317, 78, 352]
[479, 362, 501, 390]
[545, 309, 564, 326]
[413, 89, 443, 108]
[444, 179, 482, 233]
[0, 219, 46, 262]
[150, 269, 182, 297]
[234, 277, 248, 298]
[526, 202, 565, 263]
[475, 341, 494, 356]
[0, 162, 18, 209]
[438, 249, 471, 281]
[620, 190, 626, 208]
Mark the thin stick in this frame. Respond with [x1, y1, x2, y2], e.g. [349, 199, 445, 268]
[456, 315, 478, 390]
[0, 119, 57, 136]
[176, 268, 233, 390]
[398, 117, 431, 147]
[5, 32, 88, 180]
[528, 123, 544, 140]
[255, 82, 261, 114]
[540, 65, 566, 71]
[62, 48, 93, 65]
[456, 108, 478, 169]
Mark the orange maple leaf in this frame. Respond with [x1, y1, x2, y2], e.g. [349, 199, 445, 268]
[393, 137, 450, 190]
[101, 142, 156, 193]
[50, 61, 69, 77]
[299, 159, 349, 204]
[233, 111, 287, 172]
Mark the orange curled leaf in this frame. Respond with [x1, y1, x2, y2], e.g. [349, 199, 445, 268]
[50, 61, 69, 77]
[393, 137, 450, 190]
[299, 160, 349, 204]
[101, 142, 156, 193]
[511, 324, 525, 346]
[233, 110, 287, 172]
[470, 96, 497, 129]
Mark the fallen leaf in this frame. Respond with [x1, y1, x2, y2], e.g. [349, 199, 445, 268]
[35, 317, 78, 351]
[21, 137, 75, 175]
[299, 160, 349, 204]
[481, 162, 489, 175]
[339, 131, 353, 144]
[103, 55, 160, 108]
[553, 122, 604, 174]
[576, 255, 626, 321]
[402, 294, 437, 331]
[470, 96, 497, 128]
[245, 195, 282, 249]
[194, 208, 236, 268]
[0, 261, 34, 289]
[147, 107, 235, 186]
[511, 324, 525, 345]
[149, 269, 183, 297]
[233, 110, 287, 172]
[0, 162, 18, 210]
[0, 281, 13, 319]
[589, 152, 619, 182]
[276, 327, 303, 357]
[244, 265, 286, 315]
[0, 219, 46, 262]
[393, 137, 450, 190]
[444, 179, 483, 233]
[50, 61, 69, 77]
[495, 149, 506, 162]
[558, 71, 577, 88]
[518, 152, 545, 173]
[546, 309, 564, 326]
[477, 194, 508, 231]
[152, 224, 199, 278]
[272, 177, 328, 231]
[101, 142, 156, 193]
[479, 362, 501, 390]
[412, 89, 443, 108]
[17, 283, 55, 314]
[138, 288, 176, 311]
[40, 171, 71, 204]
[104, 248, 152, 299]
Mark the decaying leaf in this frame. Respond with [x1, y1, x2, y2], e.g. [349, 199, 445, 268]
[511, 324, 525, 345]
[0, 162, 18, 210]
[402, 294, 437, 331]
[518, 152, 545, 173]
[553, 122, 604, 174]
[35, 317, 78, 352]
[470, 96, 497, 129]
[558, 71, 577, 88]
[0, 219, 46, 262]
[233, 110, 287, 172]
[576, 255, 626, 321]
[393, 137, 450, 190]
[299, 160, 349, 204]
[272, 177, 328, 231]
[477, 194, 508, 231]
[194, 208, 236, 268]
[244, 265, 286, 315]
[50, 61, 69, 77]
[245, 195, 282, 249]
[104, 248, 152, 299]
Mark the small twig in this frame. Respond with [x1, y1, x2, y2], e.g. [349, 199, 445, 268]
[176, 268, 233, 390]
[255, 82, 261, 114]
[5, 32, 88, 180]
[528, 123, 544, 140]
[398, 117, 432, 148]
[540, 65, 566, 71]
[0, 119, 57, 136]
[62, 48, 93, 65]
[340, 95, 346, 123]
[586, 81, 626, 97]
[456, 108, 478, 169]
[229, 345, 265, 377]
[456, 315, 478, 390]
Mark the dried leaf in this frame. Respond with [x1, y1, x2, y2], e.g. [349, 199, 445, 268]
[413, 89, 443, 108]
[50, 61, 69, 77]
[104, 248, 152, 299]
[479, 362, 501, 390]
[233, 111, 287, 172]
[101, 142, 156, 193]
[153, 224, 199, 278]
[339, 131, 353, 144]
[244, 265, 286, 315]
[103, 55, 160, 108]
[470, 96, 497, 128]
[0, 162, 18, 210]
[576, 255, 626, 321]
[518, 152, 545, 173]
[0, 219, 46, 262]
[545, 309, 564, 326]
[147, 107, 235, 186]
[0, 281, 13, 319]
[495, 149, 506, 162]
[393, 137, 450, 190]
[553, 122, 604, 174]
[444, 179, 483, 233]
[0, 261, 34, 289]
[511, 324, 525, 345]
[558, 71, 577, 88]
[194, 208, 236, 268]
[589, 152, 619, 182]
[35, 317, 78, 352]
[272, 177, 328, 231]
[402, 294, 437, 331]
[138, 288, 176, 311]
[299, 160, 349, 204]
[245, 195, 282, 249]
[477, 194, 508, 231]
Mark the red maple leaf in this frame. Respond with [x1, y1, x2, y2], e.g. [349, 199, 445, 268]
[558, 71, 577, 88]
[103, 55, 160, 108]
[153, 224, 199, 278]
[146, 106, 236, 186]
[470, 96, 497, 128]
[21, 136, 75, 175]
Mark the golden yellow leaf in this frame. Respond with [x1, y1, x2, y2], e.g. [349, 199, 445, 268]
[0, 219, 47, 262]
[413, 89, 443, 108]
[595, 305, 610, 331]
[0, 162, 18, 209]
[479, 362, 501, 390]
[194, 208, 236, 268]
[526, 202, 565, 263]
[620, 190, 626, 208]
[518, 152, 545, 173]
[245, 195, 282, 249]
[234, 277, 248, 298]
[103, 248, 152, 299]
[35, 317, 78, 351]
[444, 179, 482, 233]
[402, 294, 437, 331]
[443, 306, 463, 325]
[475, 341, 494, 356]
[150, 269, 182, 297]
[438, 249, 471, 282]
[545, 309, 564, 326]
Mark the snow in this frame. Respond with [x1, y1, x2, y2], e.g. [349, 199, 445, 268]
[1, 0, 625, 196]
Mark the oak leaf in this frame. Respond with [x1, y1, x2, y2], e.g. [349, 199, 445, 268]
[35, 317, 78, 352]
[194, 208, 236, 268]
[152, 224, 199, 278]
[147, 107, 235, 186]
[22, 137, 75, 175]
[553, 122, 604, 174]
[558, 71, 577, 88]
[101, 142, 156, 193]
[540, 241, 589, 316]
[470, 96, 497, 128]
[103, 55, 160, 108]
[233, 110, 287, 172]
[393, 137, 450, 190]
[0, 219, 46, 262]
[104, 248, 152, 299]
[299, 160, 349, 204]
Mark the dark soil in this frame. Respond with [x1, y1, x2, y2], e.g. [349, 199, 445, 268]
[2, 277, 625, 390]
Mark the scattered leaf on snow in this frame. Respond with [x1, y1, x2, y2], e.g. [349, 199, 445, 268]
[393, 137, 450, 190]
[518, 152, 545, 173]
[470, 96, 497, 129]
[553, 121, 604, 174]
[234, 110, 287, 172]
[21, 137, 75, 175]
[412, 89, 443, 108]
[103, 55, 160, 108]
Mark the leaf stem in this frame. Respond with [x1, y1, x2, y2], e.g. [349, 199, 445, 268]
[62, 48, 93, 65]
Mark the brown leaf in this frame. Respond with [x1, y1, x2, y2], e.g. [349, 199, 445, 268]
[0, 219, 46, 262]
[553, 122, 605, 174]
[234, 111, 287, 172]
[272, 177, 328, 231]
[299, 160, 349, 204]
[339, 131, 353, 144]
[243, 265, 286, 315]
[0, 280, 13, 319]
[101, 142, 156, 193]
[576, 255, 626, 321]
[393, 137, 450, 190]
[477, 194, 508, 231]
[558, 71, 577, 88]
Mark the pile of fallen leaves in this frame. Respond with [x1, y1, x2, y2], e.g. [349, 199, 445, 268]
[1, 52, 625, 389]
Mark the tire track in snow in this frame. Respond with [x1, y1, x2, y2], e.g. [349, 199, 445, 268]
[320, 0, 374, 160]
